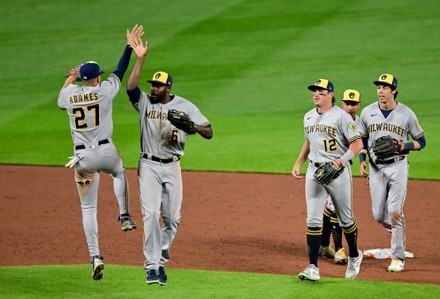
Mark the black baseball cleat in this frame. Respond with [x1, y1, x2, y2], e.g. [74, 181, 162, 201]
[146, 269, 160, 285]
[118, 213, 137, 231]
[159, 266, 168, 286]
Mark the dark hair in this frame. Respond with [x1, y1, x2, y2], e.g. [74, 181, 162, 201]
[332, 95, 336, 104]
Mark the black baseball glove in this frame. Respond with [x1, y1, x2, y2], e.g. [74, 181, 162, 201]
[314, 160, 345, 185]
[372, 135, 401, 160]
[167, 109, 197, 135]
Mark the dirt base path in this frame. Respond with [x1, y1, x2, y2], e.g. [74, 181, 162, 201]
[1, 165, 438, 284]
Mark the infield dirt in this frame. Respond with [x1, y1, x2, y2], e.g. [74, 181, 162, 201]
[1, 165, 438, 284]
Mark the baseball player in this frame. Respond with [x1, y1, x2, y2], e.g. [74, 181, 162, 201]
[126, 36, 213, 286]
[359, 74, 426, 272]
[57, 25, 144, 281]
[320, 89, 364, 265]
[292, 79, 363, 282]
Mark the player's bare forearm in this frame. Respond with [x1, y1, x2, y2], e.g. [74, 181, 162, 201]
[360, 161, 369, 177]
[195, 125, 213, 139]
[292, 140, 310, 178]
[348, 138, 363, 155]
[127, 56, 145, 90]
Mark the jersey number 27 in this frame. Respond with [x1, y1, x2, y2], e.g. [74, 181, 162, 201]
[72, 104, 100, 129]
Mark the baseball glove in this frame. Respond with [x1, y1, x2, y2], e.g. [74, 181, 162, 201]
[372, 135, 401, 161]
[167, 109, 197, 135]
[66, 65, 81, 81]
[314, 160, 345, 185]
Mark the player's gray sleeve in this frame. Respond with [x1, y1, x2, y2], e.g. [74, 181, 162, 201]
[57, 86, 68, 109]
[340, 111, 361, 142]
[358, 110, 368, 137]
[407, 109, 425, 139]
[187, 102, 209, 126]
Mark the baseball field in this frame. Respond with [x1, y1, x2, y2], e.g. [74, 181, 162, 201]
[1, 0, 440, 298]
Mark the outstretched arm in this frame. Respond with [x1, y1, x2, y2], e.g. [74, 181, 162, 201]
[113, 25, 144, 81]
[127, 37, 149, 91]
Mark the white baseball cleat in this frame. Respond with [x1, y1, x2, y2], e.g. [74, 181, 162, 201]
[92, 255, 104, 281]
[345, 250, 363, 279]
[298, 264, 320, 282]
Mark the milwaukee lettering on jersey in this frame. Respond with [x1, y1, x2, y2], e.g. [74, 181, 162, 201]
[305, 124, 337, 138]
[367, 123, 405, 137]
[146, 110, 168, 120]
[69, 92, 99, 104]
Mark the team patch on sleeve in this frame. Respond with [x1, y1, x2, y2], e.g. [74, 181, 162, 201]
[349, 122, 358, 132]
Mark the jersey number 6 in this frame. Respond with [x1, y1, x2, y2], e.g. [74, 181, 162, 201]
[171, 129, 179, 142]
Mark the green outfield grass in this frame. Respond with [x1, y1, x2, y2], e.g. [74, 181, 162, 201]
[0, 0, 439, 179]
[1, 0, 440, 297]
[1, 265, 439, 299]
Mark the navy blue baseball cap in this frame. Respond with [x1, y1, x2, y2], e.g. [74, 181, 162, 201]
[80, 61, 105, 80]
[147, 71, 173, 86]
[308, 79, 334, 92]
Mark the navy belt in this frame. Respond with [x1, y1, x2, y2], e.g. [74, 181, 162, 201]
[375, 156, 405, 165]
[142, 154, 180, 164]
[75, 139, 109, 150]
[311, 161, 321, 167]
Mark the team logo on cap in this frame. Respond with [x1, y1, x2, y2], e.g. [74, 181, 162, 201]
[155, 73, 162, 79]
[316, 80, 321, 85]
[349, 92, 355, 99]
[381, 74, 388, 80]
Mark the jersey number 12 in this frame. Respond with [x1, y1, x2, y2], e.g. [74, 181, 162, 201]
[323, 139, 337, 152]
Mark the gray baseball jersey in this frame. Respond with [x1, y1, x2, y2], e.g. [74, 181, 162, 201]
[58, 74, 120, 145]
[133, 93, 209, 157]
[304, 105, 361, 227]
[131, 91, 210, 271]
[359, 102, 425, 260]
[359, 102, 424, 161]
[326, 114, 362, 214]
[58, 74, 131, 258]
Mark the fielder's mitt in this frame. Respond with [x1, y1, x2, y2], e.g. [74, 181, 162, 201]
[372, 135, 401, 160]
[314, 160, 345, 185]
[167, 109, 197, 135]
[66, 65, 81, 81]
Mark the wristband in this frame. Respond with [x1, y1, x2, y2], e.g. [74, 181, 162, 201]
[403, 142, 414, 151]
[340, 150, 355, 164]
[359, 153, 367, 162]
